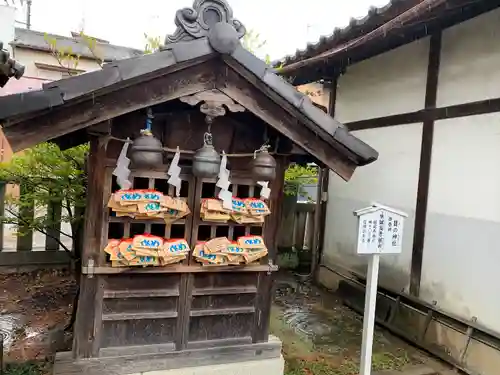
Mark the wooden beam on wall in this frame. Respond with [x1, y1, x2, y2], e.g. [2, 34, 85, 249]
[346, 94, 500, 132]
[410, 32, 442, 297]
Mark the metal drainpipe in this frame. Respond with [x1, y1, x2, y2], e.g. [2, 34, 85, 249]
[26, 0, 32, 29]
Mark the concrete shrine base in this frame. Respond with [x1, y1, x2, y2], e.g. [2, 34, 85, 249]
[130, 356, 285, 375]
[53, 336, 283, 375]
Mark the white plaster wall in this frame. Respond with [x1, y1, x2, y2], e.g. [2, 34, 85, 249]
[0, 5, 15, 53]
[421, 113, 500, 333]
[322, 124, 422, 292]
[335, 37, 429, 123]
[437, 8, 500, 107]
[321, 3, 500, 340]
[13, 48, 101, 80]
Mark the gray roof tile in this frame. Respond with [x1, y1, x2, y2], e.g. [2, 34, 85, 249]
[168, 38, 214, 63]
[263, 69, 305, 108]
[333, 127, 378, 165]
[112, 50, 177, 81]
[43, 66, 121, 101]
[0, 87, 63, 119]
[231, 45, 267, 78]
[299, 97, 340, 135]
[12, 28, 143, 61]
[278, 0, 409, 67]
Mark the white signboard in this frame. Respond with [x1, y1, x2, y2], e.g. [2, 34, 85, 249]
[353, 203, 408, 375]
[354, 203, 407, 255]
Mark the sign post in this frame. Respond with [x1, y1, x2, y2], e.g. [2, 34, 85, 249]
[353, 203, 408, 375]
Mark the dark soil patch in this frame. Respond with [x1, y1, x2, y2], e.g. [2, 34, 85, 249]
[0, 269, 76, 365]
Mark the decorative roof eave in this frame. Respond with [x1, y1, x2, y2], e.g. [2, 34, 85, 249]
[0, 0, 379, 180]
[0, 41, 25, 88]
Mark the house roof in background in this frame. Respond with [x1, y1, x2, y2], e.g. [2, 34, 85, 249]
[12, 28, 143, 61]
[278, 0, 499, 84]
[0, 76, 45, 96]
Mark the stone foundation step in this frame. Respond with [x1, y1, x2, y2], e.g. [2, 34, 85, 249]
[373, 364, 457, 375]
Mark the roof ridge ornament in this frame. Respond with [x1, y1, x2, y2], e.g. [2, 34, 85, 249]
[164, 0, 246, 45]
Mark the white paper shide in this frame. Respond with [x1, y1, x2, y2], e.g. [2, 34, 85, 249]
[217, 152, 232, 210]
[113, 138, 132, 190]
[167, 147, 182, 197]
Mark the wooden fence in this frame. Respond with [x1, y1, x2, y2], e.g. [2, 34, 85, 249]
[0, 182, 72, 268]
[277, 198, 317, 251]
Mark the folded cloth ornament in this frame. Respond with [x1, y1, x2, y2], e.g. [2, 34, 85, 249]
[137, 201, 164, 215]
[161, 196, 189, 212]
[204, 237, 231, 253]
[231, 197, 248, 214]
[107, 195, 138, 214]
[128, 255, 160, 266]
[243, 249, 268, 264]
[238, 235, 266, 250]
[203, 198, 231, 213]
[132, 234, 163, 251]
[231, 213, 264, 225]
[114, 190, 146, 205]
[244, 198, 271, 216]
[161, 239, 190, 257]
[118, 239, 136, 261]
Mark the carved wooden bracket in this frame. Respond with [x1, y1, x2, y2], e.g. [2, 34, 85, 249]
[180, 89, 245, 118]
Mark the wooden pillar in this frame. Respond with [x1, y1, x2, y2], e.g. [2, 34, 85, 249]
[253, 156, 287, 343]
[410, 32, 442, 296]
[73, 135, 108, 359]
[312, 77, 337, 278]
[264, 156, 287, 263]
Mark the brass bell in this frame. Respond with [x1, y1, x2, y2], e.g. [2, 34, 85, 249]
[251, 148, 276, 181]
[130, 110, 163, 168]
[192, 132, 221, 178]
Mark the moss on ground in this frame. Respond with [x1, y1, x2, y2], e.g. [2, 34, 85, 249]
[3, 362, 48, 375]
[270, 277, 423, 375]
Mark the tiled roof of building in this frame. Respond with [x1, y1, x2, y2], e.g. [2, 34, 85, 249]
[278, 0, 498, 83]
[12, 28, 143, 62]
[279, 0, 415, 68]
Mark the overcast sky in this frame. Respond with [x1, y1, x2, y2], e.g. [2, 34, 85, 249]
[13, 0, 389, 59]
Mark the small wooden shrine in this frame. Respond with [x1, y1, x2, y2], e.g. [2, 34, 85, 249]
[0, 1, 378, 373]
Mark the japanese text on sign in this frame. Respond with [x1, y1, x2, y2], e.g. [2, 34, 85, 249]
[355, 206, 406, 255]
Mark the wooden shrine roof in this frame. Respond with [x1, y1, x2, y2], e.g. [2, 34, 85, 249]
[0, 0, 379, 181]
